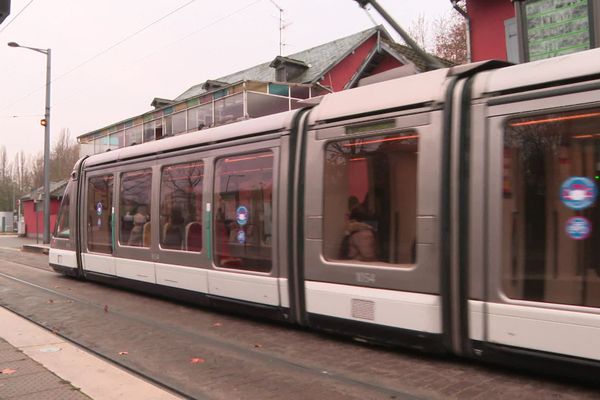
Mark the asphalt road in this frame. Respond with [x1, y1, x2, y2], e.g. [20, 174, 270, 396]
[0, 238, 598, 400]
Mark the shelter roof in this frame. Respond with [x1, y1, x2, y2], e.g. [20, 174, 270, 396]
[20, 180, 68, 201]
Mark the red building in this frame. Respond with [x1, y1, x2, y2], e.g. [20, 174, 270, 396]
[467, 0, 516, 62]
[20, 180, 67, 239]
[78, 26, 451, 155]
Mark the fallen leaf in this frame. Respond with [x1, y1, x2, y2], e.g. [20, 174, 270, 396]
[47, 299, 54, 304]
[1, 368, 16, 375]
[104, 305, 108, 313]
[212, 322, 222, 327]
[118, 351, 128, 356]
[254, 344, 263, 348]
[190, 357, 205, 364]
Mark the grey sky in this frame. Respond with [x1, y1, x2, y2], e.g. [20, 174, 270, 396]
[0, 0, 455, 160]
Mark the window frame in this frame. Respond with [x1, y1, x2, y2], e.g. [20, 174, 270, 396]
[158, 160, 205, 254]
[211, 146, 280, 275]
[84, 172, 115, 255]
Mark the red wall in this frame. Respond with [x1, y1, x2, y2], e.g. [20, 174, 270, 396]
[468, 0, 515, 61]
[319, 35, 400, 92]
[370, 53, 403, 75]
[22, 199, 60, 237]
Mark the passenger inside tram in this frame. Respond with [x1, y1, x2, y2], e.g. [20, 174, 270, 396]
[127, 206, 149, 247]
[323, 131, 418, 266]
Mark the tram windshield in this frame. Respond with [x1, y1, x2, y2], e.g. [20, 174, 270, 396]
[503, 108, 600, 307]
[54, 179, 73, 239]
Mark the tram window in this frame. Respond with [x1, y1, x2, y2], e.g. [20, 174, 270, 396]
[214, 151, 273, 272]
[54, 180, 73, 239]
[160, 161, 204, 251]
[503, 108, 600, 307]
[120, 169, 152, 247]
[323, 132, 419, 266]
[87, 174, 114, 254]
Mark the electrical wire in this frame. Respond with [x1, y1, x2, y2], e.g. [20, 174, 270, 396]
[1, 0, 197, 112]
[134, 0, 262, 64]
[52, 0, 198, 83]
[0, 0, 36, 35]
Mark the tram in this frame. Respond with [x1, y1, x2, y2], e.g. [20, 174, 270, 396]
[50, 48, 600, 379]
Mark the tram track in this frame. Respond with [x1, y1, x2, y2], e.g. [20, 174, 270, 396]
[0, 263, 426, 400]
[1, 254, 598, 400]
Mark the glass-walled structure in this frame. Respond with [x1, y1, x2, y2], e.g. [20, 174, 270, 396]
[80, 80, 326, 155]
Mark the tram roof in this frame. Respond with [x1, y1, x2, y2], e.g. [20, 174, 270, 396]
[477, 47, 600, 96]
[308, 68, 450, 124]
[84, 110, 297, 168]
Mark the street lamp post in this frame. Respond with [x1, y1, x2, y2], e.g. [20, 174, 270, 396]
[8, 41, 52, 244]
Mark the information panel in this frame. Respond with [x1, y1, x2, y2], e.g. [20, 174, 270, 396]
[525, 0, 591, 61]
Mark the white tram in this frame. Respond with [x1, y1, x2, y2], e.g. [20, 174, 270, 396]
[50, 49, 600, 379]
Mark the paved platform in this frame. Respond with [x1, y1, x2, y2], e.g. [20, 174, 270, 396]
[0, 235, 182, 400]
[0, 307, 182, 400]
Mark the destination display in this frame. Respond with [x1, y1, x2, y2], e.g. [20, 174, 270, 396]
[525, 0, 591, 61]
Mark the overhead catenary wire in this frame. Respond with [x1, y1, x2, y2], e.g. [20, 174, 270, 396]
[0, 0, 36, 35]
[27, 0, 265, 113]
[1, 0, 198, 112]
[134, 0, 262, 64]
[53, 0, 198, 83]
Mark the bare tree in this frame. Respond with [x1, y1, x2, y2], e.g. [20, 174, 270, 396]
[408, 4, 468, 65]
[408, 14, 430, 52]
[51, 128, 80, 181]
[12, 151, 30, 194]
[0, 146, 7, 183]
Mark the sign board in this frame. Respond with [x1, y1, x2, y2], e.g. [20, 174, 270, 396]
[525, 0, 592, 61]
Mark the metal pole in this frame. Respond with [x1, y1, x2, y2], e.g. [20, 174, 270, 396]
[43, 48, 51, 244]
[354, 0, 446, 70]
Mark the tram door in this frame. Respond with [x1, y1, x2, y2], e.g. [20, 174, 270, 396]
[301, 110, 445, 340]
[207, 141, 283, 307]
[478, 89, 600, 362]
[81, 172, 116, 275]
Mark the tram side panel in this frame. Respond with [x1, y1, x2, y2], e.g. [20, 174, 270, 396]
[474, 81, 600, 372]
[301, 108, 446, 348]
[74, 132, 294, 317]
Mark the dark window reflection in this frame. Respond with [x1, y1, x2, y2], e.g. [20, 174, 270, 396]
[120, 170, 152, 247]
[87, 174, 113, 254]
[54, 180, 73, 239]
[214, 152, 273, 272]
[323, 132, 419, 265]
[503, 109, 600, 307]
[160, 162, 204, 252]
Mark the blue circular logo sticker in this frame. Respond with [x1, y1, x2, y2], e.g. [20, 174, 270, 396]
[560, 177, 597, 210]
[236, 229, 246, 244]
[236, 206, 249, 226]
[565, 217, 592, 240]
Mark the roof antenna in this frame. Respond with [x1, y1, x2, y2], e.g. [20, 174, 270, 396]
[269, 0, 286, 56]
[353, 0, 445, 70]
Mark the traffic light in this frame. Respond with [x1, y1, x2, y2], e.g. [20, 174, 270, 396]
[40, 118, 47, 126]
